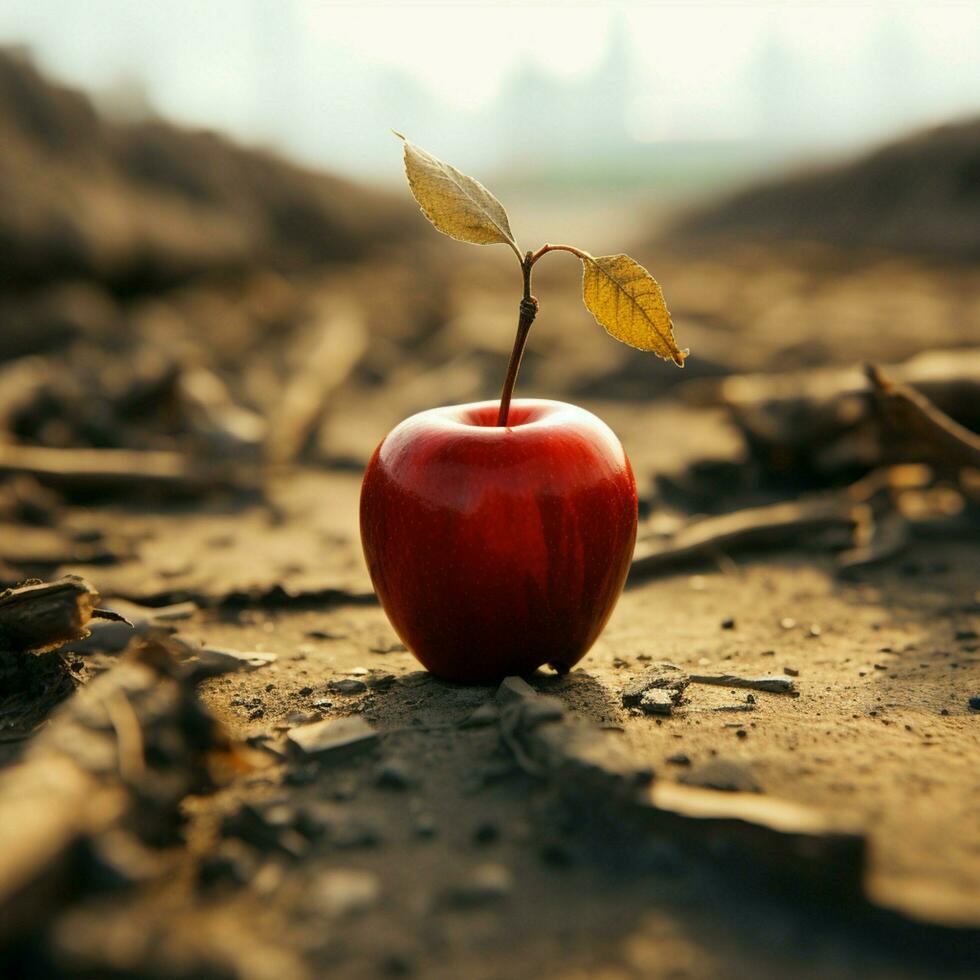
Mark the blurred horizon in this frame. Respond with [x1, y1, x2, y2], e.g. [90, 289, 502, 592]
[2, 0, 978, 196]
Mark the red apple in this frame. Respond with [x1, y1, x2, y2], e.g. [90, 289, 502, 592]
[360, 398, 637, 683]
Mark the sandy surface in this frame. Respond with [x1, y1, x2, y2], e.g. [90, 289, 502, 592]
[32, 465, 976, 979]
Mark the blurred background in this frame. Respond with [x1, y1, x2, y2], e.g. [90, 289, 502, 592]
[0, 0, 978, 496]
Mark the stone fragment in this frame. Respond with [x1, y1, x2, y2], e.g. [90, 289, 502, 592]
[283, 709, 320, 727]
[375, 757, 415, 790]
[637, 688, 678, 716]
[515, 695, 566, 729]
[329, 678, 368, 695]
[495, 676, 537, 705]
[396, 671, 430, 687]
[313, 869, 381, 917]
[444, 863, 512, 907]
[286, 716, 378, 761]
[678, 760, 760, 794]
[622, 662, 689, 707]
[458, 702, 499, 729]
[371, 641, 408, 654]
[367, 673, 396, 691]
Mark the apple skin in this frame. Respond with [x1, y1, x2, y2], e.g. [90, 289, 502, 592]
[359, 399, 637, 684]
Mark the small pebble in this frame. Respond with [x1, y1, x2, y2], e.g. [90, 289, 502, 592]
[313, 869, 381, 917]
[367, 673, 396, 691]
[329, 678, 368, 695]
[376, 758, 416, 790]
[445, 863, 512, 907]
[371, 641, 408, 654]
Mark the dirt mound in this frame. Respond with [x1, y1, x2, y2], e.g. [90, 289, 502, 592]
[667, 118, 980, 260]
[0, 49, 416, 288]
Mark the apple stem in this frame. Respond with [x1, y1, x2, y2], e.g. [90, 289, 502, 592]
[496, 250, 538, 427]
[528, 243, 589, 265]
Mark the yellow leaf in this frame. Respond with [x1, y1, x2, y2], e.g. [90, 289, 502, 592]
[397, 134, 520, 257]
[581, 253, 688, 366]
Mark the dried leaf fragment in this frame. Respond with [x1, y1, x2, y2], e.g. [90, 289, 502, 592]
[581, 253, 687, 366]
[397, 134, 520, 257]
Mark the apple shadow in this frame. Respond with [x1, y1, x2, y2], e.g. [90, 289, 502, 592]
[529, 668, 625, 727]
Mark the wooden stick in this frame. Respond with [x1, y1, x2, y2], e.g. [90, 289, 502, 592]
[630, 495, 857, 579]
[266, 301, 367, 466]
[0, 443, 246, 496]
[866, 364, 980, 471]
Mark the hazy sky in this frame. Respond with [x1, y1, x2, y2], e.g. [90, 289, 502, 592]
[2, 1, 977, 177]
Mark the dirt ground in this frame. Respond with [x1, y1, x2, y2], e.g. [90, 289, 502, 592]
[195, 511, 980, 980]
[0, 456, 971, 979]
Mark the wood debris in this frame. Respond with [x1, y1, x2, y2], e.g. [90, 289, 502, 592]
[0, 576, 103, 653]
[866, 363, 980, 472]
[0, 638, 230, 943]
[0, 443, 248, 498]
[630, 495, 858, 579]
[267, 300, 368, 466]
[688, 673, 797, 694]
